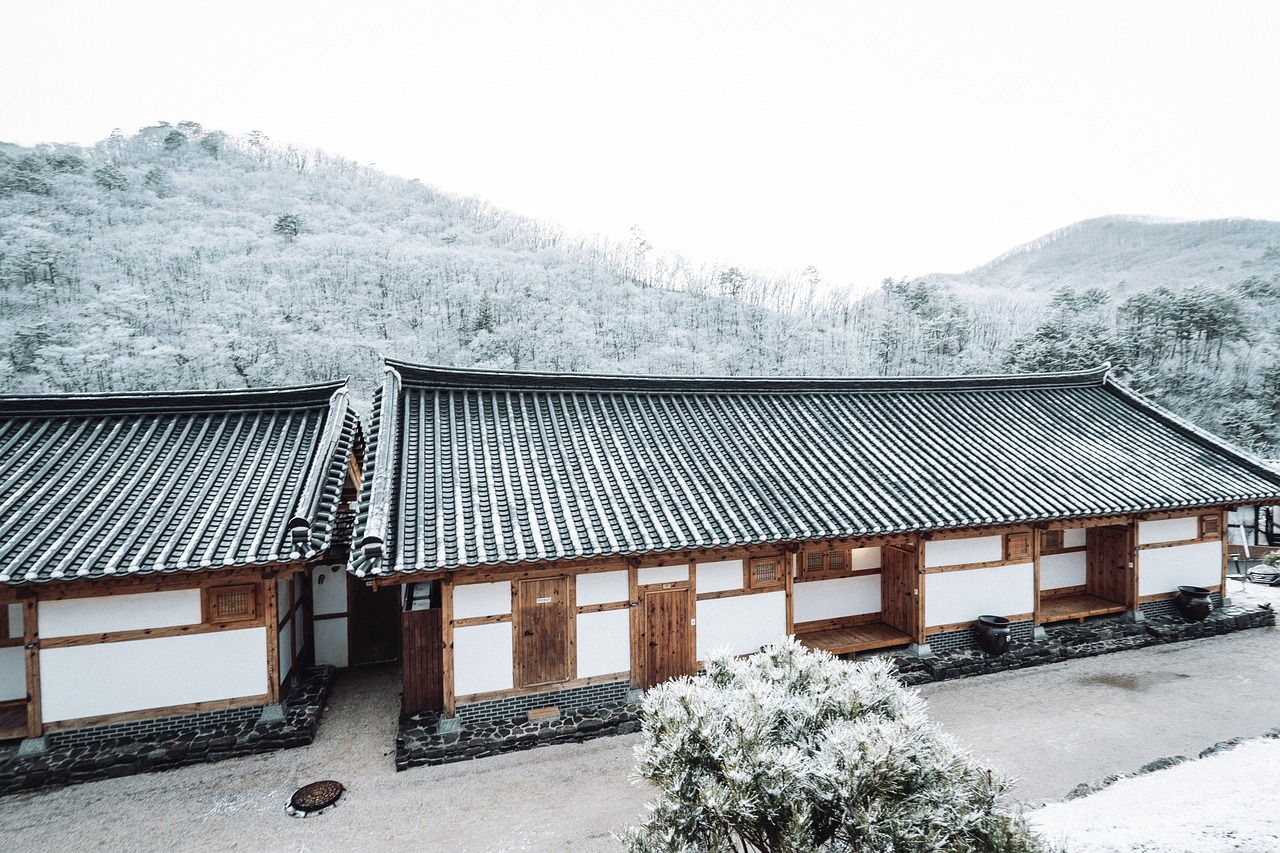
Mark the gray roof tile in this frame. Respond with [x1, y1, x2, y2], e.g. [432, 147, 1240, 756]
[352, 361, 1280, 576]
[0, 383, 359, 585]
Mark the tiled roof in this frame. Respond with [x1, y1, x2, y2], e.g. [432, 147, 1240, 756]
[353, 360, 1280, 577]
[0, 382, 360, 585]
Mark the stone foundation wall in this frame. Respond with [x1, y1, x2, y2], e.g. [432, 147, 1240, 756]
[395, 599, 1273, 772]
[889, 600, 1272, 686]
[399, 698, 640, 771]
[0, 666, 332, 797]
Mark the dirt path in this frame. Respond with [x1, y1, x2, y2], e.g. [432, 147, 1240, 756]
[2, 587, 1277, 851]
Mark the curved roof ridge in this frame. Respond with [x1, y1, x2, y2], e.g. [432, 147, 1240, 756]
[0, 380, 350, 416]
[382, 358, 1111, 394]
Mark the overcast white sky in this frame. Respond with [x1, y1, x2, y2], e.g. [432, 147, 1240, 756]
[5, 1, 1280, 292]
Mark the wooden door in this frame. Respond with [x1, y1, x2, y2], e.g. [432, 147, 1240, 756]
[401, 608, 444, 713]
[640, 587, 695, 689]
[349, 579, 400, 666]
[880, 544, 920, 641]
[515, 577, 571, 688]
[1087, 525, 1133, 607]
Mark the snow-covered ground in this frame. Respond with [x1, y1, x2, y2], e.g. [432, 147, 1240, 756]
[1031, 577, 1280, 853]
[1031, 737, 1280, 852]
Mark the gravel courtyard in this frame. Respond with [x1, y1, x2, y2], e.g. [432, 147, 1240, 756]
[2, 582, 1277, 852]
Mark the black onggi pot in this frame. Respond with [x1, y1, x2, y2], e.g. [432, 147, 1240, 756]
[974, 615, 1011, 655]
[1174, 585, 1213, 622]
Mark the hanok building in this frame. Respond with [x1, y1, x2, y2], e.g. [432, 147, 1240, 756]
[0, 382, 364, 747]
[352, 360, 1280, 726]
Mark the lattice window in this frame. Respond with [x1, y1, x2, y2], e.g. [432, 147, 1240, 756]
[799, 548, 849, 580]
[748, 555, 785, 590]
[1042, 529, 1064, 552]
[206, 584, 259, 623]
[1200, 514, 1222, 539]
[1005, 532, 1032, 561]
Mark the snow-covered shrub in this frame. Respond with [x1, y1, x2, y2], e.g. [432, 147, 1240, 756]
[619, 638, 1053, 853]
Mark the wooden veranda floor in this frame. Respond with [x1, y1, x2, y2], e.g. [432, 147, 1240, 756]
[796, 621, 913, 657]
[1039, 593, 1128, 625]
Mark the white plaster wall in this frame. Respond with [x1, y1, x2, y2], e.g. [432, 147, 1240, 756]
[849, 547, 882, 571]
[452, 621, 513, 696]
[576, 570, 629, 605]
[312, 566, 348, 615]
[7, 603, 21, 639]
[638, 565, 688, 586]
[277, 579, 290, 620]
[314, 618, 349, 668]
[452, 582, 511, 619]
[0, 646, 24, 702]
[40, 590, 202, 639]
[1040, 552, 1087, 590]
[925, 563, 1034, 627]
[1138, 516, 1199, 545]
[576, 610, 630, 678]
[696, 560, 743, 593]
[1139, 540, 1223, 596]
[793, 575, 881, 623]
[1062, 528, 1086, 548]
[924, 535, 1003, 568]
[696, 591, 786, 659]
[39, 628, 268, 723]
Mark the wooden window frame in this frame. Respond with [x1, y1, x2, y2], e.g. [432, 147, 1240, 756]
[1199, 514, 1222, 540]
[798, 547, 851, 581]
[1005, 532, 1032, 562]
[746, 555, 786, 591]
[203, 584, 260, 624]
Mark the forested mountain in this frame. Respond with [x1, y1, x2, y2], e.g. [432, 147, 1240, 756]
[2, 124, 1279, 453]
[918, 216, 1280, 299]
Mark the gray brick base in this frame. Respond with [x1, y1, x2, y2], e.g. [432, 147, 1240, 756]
[455, 679, 631, 728]
[1140, 592, 1225, 621]
[924, 620, 1036, 654]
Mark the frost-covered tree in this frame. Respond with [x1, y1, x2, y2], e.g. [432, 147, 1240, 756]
[620, 639, 1052, 853]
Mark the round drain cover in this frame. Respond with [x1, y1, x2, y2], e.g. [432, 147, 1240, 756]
[287, 780, 344, 817]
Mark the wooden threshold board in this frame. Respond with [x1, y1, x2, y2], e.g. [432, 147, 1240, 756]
[796, 621, 912, 657]
[1039, 593, 1128, 625]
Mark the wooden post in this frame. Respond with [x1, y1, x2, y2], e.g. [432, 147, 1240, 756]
[784, 552, 795, 636]
[265, 581, 279, 703]
[1032, 528, 1043, 627]
[441, 577, 455, 718]
[23, 597, 41, 738]
[913, 539, 926, 646]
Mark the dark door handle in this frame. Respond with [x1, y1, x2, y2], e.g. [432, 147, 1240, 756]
[523, 630, 534, 636]
[648, 641, 658, 647]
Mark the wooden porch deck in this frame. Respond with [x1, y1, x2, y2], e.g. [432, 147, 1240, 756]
[1039, 593, 1127, 625]
[796, 621, 913, 657]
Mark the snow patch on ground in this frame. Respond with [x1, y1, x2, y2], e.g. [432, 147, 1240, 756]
[1030, 737, 1280, 852]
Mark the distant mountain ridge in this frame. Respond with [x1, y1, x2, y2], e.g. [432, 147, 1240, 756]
[916, 215, 1280, 298]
